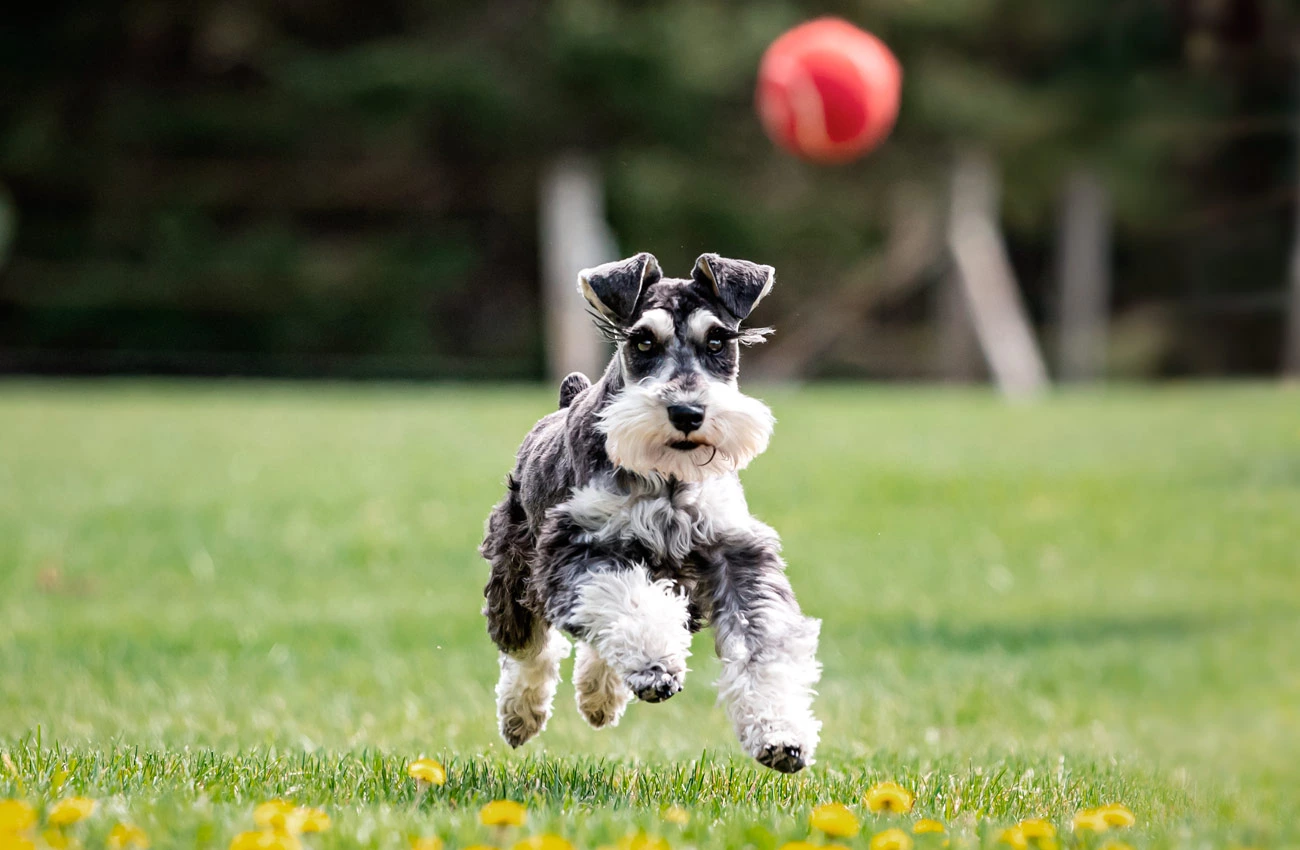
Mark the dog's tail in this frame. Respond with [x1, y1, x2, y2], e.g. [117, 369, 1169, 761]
[558, 372, 591, 409]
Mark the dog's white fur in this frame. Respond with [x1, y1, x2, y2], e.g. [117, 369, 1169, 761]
[557, 474, 754, 563]
[569, 568, 693, 696]
[495, 624, 570, 746]
[598, 380, 774, 483]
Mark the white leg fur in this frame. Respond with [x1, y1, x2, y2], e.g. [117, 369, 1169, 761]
[573, 640, 632, 728]
[715, 610, 822, 769]
[495, 626, 571, 747]
[570, 568, 692, 703]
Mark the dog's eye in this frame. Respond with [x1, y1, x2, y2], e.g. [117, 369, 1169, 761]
[632, 335, 655, 353]
[706, 334, 725, 354]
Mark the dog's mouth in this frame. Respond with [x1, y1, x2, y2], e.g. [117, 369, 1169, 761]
[669, 440, 703, 451]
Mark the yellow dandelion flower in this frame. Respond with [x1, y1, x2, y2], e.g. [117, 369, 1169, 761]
[296, 808, 330, 834]
[864, 782, 916, 815]
[108, 823, 150, 849]
[999, 827, 1028, 850]
[409, 838, 443, 850]
[512, 835, 575, 850]
[1072, 810, 1109, 834]
[1096, 804, 1135, 828]
[461, 846, 497, 850]
[1099, 843, 1134, 850]
[228, 830, 302, 850]
[913, 820, 946, 835]
[623, 834, 670, 850]
[253, 801, 298, 831]
[406, 759, 446, 787]
[47, 798, 96, 827]
[0, 801, 36, 833]
[661, 806, 689, 826]
[777, 843, 821, 850]
[871, 827, 915, 850]
[810, 803, 860, 838]
[479, 800, 527, 828]
[0, 833, 35, 850]
[1017, 820, 1056, 840]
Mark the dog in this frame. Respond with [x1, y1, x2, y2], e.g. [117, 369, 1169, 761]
[480, 252, 821, 773]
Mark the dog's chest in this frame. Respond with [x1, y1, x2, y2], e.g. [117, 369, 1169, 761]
[560, 476, 751, 564]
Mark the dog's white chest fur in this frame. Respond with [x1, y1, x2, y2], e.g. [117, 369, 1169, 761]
[558, 474, 753, 562]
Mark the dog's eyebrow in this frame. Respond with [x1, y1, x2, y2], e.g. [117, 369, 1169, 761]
[686, 309, 724, 341]
[629, 308, 674, 342]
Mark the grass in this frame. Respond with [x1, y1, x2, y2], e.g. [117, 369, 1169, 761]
[0, 381, 1297, 849]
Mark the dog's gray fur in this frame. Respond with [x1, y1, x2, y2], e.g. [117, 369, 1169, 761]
[480, 252, 821, 773]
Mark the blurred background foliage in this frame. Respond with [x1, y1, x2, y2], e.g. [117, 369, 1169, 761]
[0, 0, 1294, 378]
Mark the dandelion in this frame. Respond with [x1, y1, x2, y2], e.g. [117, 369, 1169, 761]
[406, 759, 447, 787]
[871, 827, 915, 850]
[999, 827, 1028, 850]
[512, 835, 575, 850]
[296, 808, 330, 834]
[228, 830, 302, 850]
[1017, 820, 1056, 840]
[777, 843, 821, 850]
[913, 820, 945, 835]
[1071, 810, 1109, 834]
[864, 782, 916, 815]
[1099, 843, 1134, 850]
[253, 801, 299, 832]
[0, 801, 35, 833]
[662, 806, 690, 826]
[810, 803, 860, 838]
[47, 798, 96, 827]
[0, 833, 35, 850]
[1095, 804, 1135, 828]
[42, 830, 71, 850]
[409, 838, 443, 850]
[479, 800, 528, 828]
[619, 834, 669, 850]
[108, 823, 150, 849]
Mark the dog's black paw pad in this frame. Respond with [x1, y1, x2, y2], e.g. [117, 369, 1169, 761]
[757, 743, 806, 774]
[626, 666, 682, 704]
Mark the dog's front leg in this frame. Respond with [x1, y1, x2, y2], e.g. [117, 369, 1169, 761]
[551, 564, 693, 705]
[708, 532, 822, 773]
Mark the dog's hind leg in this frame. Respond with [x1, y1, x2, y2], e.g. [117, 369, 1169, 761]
[482, 479, 570, 747]
[495, 622, 571, 747]
[573, 640, 631, 728]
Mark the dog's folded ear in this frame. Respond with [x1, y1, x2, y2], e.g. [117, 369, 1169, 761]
[578, 252, 662, 323]
[692, 254, 776, 320]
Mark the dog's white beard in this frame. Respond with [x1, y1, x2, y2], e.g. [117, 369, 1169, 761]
[599, 381, 774, 482]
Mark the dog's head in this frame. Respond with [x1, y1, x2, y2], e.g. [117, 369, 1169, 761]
[578, 252, 776, 483]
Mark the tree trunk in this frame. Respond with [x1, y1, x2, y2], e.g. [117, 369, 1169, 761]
[945, 150, 1050, 399]
[1055, 168, 1112, 382]
[539, 155, 617, 384]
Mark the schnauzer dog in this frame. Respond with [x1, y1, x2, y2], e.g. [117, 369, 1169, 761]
[480, 252, 821, 773]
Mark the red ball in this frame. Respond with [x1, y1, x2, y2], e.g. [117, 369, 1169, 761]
[756, 18, 902, 164]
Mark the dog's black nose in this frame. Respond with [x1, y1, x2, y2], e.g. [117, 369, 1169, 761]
[666, 403, 705, 434]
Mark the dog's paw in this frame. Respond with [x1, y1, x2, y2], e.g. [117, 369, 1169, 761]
[498, 705, 547, 747]
[625, 664, 684, 704]
[576, 682, 631, 729]
[756, 742, 807, 774]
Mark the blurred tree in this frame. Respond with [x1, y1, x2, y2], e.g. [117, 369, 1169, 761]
[0, 0, 1294, 377]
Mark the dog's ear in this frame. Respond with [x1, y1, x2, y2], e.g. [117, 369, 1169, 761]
[577, 252, 662, 323]
[692, 253, 775, 320]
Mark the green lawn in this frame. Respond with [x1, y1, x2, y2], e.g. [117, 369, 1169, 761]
[0, 382, 1297, 849]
